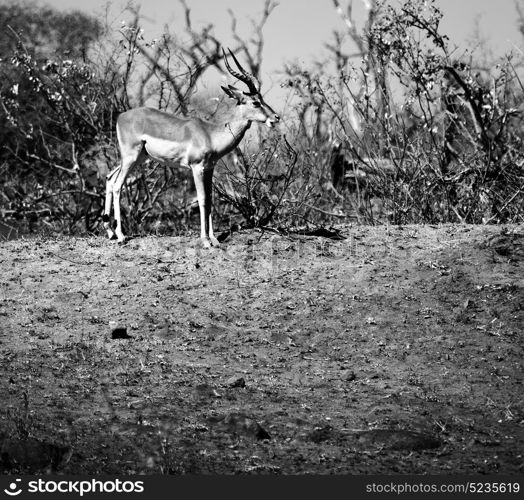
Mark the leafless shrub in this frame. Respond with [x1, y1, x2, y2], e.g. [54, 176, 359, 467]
[213, 134, 297, 229]
[282, 0, 524, 225]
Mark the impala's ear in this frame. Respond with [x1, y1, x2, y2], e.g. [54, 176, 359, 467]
[221, 85, 245, 104]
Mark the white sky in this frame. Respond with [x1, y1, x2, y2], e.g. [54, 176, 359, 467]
[35, 0, 524, 55]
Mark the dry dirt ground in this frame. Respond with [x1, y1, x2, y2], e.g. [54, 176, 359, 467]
[0, 224, 523, 474]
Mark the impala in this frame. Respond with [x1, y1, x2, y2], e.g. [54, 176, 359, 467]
[103, 49, 280, 247]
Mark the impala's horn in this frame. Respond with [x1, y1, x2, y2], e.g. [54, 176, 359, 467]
[222, 48, 259, 96]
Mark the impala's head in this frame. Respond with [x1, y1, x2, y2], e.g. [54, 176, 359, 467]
[221, 48, 280, 128]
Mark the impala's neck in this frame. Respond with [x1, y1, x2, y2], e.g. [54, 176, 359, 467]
[211, 114, 252, 157]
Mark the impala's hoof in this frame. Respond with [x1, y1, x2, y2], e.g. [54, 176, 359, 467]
[200, 237, 220, 249]
[116, 233, 126, 244]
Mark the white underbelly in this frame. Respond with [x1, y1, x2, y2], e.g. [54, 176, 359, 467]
[141, 135, 189, 167]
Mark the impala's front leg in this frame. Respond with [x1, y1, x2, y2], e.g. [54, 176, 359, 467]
[192, 162, 219, 248]
[205, 165, 220, 248]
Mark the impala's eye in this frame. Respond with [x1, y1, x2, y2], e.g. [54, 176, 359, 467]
[253, 101, 261, 108]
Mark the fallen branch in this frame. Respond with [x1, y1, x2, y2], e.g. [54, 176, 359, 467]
[285, 199, 349, 218]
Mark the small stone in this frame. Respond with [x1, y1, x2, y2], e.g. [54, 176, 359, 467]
[226, 376, 246, 388]
[208, 412, 270, 440]
[111, 327, 131, 339]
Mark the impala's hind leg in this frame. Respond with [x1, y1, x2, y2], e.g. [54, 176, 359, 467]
[103, 166, 120, 239]
[106, 146, 146, 243]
